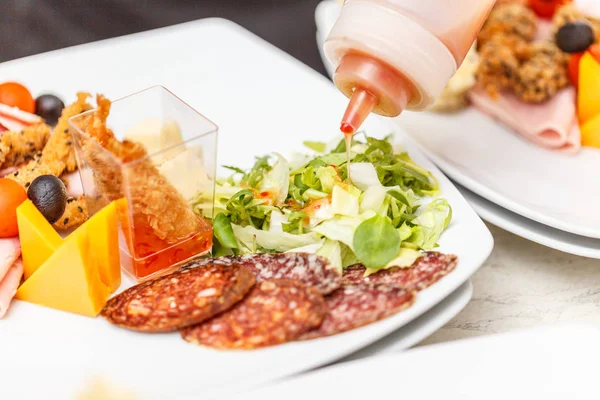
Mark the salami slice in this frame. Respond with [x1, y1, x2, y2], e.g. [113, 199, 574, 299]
[102, 264, 255, 333]
[301, 283, 416, 340]
[181, 279, 327, 349]
[185, 253, 341, 295]
[342, 252, 458, 291]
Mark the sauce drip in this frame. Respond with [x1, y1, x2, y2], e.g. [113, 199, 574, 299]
[344, 132, 353, 183]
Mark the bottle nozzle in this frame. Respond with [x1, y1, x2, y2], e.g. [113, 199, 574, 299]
[340, 88, 378, 135]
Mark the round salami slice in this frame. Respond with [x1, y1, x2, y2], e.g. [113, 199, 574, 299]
[184, 253, 341, 295]
[102, 264, 255, 333]
[342, 252, 458, 291]
[181, 279, 327, 350]
[300, 283, 416, 340]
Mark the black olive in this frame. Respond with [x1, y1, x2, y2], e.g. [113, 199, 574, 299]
[556, 21, 596, 54]
[27, 175, 67, 224]
[34, 94, 65, 126]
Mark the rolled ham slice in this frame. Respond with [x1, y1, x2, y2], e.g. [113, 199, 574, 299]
[469, 87, 582, 154]
[0, 258, 23, 319]
[0, 237, 21, 282]
[0, 166, 18, 177]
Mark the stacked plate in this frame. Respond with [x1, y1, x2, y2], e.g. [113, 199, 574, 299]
[316, 0, 600, 259]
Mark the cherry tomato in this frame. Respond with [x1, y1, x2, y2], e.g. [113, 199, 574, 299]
[0, 82, 35, 113]
[0, 179, 27, 238]
[568, 52, 584, 88]
[528, 0, 571, 19]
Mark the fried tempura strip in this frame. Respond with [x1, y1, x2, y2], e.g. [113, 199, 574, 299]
[8, 93, 92, 188]
[52, 196, 89, 230]
[0, 124, 51, 170]
[83, 95, 204, 243]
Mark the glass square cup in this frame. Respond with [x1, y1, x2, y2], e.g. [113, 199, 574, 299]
[69, 86, 217, 282]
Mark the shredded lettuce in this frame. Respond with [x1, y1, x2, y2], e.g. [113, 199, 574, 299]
[191, 134, 452, 266]
[317, 239, 343, 274]
[232, 224, 321, 253]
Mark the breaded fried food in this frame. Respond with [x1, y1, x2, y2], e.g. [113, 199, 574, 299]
[513, 43, 570, 103]
[476, 37, 520, 98]
[478, 4, 538, 47]
[52, 196, 88, 230]
[0, 123, 50, 169]
[82, 94, 206, 243]
[8, 93, 93, 188]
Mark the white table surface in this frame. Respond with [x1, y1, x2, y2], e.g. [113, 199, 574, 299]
[420, 223, 600, 346]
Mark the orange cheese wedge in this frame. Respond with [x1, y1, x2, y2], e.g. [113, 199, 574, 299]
[79, 201, 121, 293]
[16, 201, 122, 317]
[17, 200, 63, 280]
[578, 53, 600, 125]
[581, 113, 600, 148]
[16, 228, 110, 317]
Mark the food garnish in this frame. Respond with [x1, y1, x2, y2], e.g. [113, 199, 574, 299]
[27, 175, 67, 224]
[556, 21, 596, 53]
[0, 178, 27, 238]
[192, 135, 451, 274]
[0, 82, 35, 113]
[34, 94, 65, 126]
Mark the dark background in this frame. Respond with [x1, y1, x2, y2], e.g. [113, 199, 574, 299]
[0, 0, 328, 75]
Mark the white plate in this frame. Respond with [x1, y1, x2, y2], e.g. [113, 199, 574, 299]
[242, 323, 600, 400]
[315, 0, 600, 239]
[456, 181, 600, 259]
[0, 18, 492, 399]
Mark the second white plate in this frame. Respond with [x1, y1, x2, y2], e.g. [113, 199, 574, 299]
[455, 182, 600, 259]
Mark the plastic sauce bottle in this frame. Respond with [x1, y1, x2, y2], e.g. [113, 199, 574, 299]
[325, 0, 497, 135]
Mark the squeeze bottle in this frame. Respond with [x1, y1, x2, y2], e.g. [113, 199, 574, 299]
[325, 0, 497, 134]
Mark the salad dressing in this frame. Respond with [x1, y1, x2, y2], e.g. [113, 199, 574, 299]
[344, 132, 353, 182]
[118, 204, 213, 280]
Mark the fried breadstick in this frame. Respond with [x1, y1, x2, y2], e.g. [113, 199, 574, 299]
[8, 92, 92, 188]
[0, 124, 51, 170]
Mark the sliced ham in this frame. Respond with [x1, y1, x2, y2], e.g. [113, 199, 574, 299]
[0, 166, 18, 177]
[0, 258, 23, 319]
[0, 237, 21, 282]
[469, 87, 581, 154]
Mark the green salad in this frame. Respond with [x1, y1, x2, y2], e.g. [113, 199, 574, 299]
[192, 134, 452, 275]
